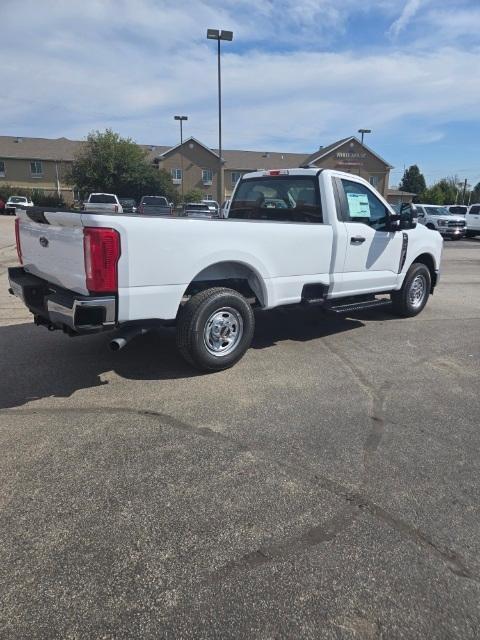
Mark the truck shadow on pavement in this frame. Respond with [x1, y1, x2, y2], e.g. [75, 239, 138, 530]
[0, 305, 394, 409]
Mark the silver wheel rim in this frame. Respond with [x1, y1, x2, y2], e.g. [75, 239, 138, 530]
[408, 274, 427, 309]
[203, 307, 244, 357]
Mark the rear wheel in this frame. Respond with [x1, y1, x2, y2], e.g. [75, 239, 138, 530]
[176, 287, 255, 371]
[391, 263, 431, 317]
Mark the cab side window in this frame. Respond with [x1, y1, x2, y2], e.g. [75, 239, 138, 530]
[340, 179, 389, 231]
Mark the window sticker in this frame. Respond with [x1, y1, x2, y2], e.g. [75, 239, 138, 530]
[347, 192, 370, 218]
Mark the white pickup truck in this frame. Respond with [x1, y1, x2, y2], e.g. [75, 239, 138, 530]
[8, 169, 442, 371]
[465, 204, 480, 237]
[83, 193, 123, 214]
[413, 204, 466, 239]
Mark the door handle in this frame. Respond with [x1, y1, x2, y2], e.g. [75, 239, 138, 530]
[350, 236, 366, 245]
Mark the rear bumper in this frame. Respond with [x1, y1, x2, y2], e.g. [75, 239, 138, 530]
[8, 267, 116, 333]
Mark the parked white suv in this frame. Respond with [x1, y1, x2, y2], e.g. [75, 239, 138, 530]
[414, 204, 466, 239]
[465, 204, 480, 237]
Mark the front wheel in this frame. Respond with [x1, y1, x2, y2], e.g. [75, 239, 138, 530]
[176, 287, 255, 371]
[391, 263, 431, 317]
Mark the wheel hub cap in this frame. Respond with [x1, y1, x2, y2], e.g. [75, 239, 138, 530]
[409, 274, 427, 309]
[204, 307, 244, 357]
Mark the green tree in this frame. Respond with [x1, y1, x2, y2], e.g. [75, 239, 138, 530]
[399, 165, 426, 200]
[68, 129, 176, 203]
[183, 189, 204, 203]
[470, 182, 480, 204]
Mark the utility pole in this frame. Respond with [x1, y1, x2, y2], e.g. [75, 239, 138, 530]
[462, 178, 468, 205]
[207, 29, 233, 204]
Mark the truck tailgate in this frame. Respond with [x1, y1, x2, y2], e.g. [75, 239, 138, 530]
[17, 209, 89, 295]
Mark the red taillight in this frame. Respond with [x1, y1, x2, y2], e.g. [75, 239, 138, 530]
[15, 218, 23, 264]
[83, 227, 120, 294]
[265, 169, 289, 176]
[114, 204, 118, 213]
[138, 204, 143, 214]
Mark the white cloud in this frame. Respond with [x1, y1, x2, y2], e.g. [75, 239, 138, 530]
[0, 0, 479, 163]
[388, 0, 422, 38]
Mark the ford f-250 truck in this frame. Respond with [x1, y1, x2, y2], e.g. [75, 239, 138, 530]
[8, 169, 442, 371]
[414, 204, 465, 239]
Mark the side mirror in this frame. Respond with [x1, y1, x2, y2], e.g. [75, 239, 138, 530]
[386, 210, 401, 231]
[399, 202, 417, 229]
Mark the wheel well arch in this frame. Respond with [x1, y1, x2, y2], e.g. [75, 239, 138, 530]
[183, 261, 267, 307]
[413, 252, 437, 291]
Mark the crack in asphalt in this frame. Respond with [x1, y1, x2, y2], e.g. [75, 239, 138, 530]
[1, 404, 477, 583]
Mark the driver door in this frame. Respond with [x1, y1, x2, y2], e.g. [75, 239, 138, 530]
[334, 177, 403, 295]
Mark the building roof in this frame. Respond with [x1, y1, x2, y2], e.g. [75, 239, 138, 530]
[158, 137, 220, 159]
[303, 136, 393, 169]
[0, 136, 84, 161]
[0, 134, 392, 171]
[301, 137, 352, 167]
[220, 149, 309, 171]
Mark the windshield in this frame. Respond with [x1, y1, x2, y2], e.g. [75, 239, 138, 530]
[9, 196, 26, 203]
[229, 176, 322, 223]
[448, 206, 467, 215]
[119, 199, 135, 206]
[424, 206, 450, 216]
[186, 204, 210, 211]
[89, 194, 116, 204]
[142, 196, 168, 205]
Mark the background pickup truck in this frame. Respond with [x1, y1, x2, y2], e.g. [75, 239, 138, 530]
[5, 195, 34, 215]
[83, 193, 123, 214]
[414, 204, 466, 239]
[465, 204, 480, 237]
[137, 196, 172, 215]
[8, 168, 442, 371]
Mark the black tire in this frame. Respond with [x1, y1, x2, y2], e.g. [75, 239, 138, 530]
[391, 263, 431, 317]
[176, 287, 255, 371]
[426, 223, 436, 230]
[466, 231, 477, 238]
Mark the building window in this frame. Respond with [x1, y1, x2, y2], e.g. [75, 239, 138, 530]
[171, 168, 182, 184]
[205, 194, 213, 200]
[231, 171, 241, 186]
[369, 175, 380, 188]
[202, 169, 213, 185]
[0, 160, 5, 177]
[30, 160, 43, 177]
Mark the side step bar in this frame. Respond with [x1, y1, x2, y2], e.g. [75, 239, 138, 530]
[325, 298, 391, 314]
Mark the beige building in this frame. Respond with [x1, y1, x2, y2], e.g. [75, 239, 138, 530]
[0, 134, 400, 204]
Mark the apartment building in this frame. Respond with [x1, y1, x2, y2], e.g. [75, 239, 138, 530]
[0, 134, 400, 204]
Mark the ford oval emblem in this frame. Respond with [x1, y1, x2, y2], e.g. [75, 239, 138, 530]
[39, 236, 49, 248]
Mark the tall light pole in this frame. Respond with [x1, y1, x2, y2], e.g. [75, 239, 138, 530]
[358, 128, 371, 145]
[207, 28, 233, 204]
[174, 115, 188, 203]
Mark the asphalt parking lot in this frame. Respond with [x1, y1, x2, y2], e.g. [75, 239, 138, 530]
[0, 215, 479, 639]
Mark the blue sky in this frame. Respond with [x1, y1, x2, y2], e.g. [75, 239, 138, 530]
[1, 0, 479, 187]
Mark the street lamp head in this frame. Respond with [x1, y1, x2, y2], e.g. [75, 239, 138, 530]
[358, 128, 371, 134]
[207, 28, 233, 41]
[174, 115, 188, 121]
